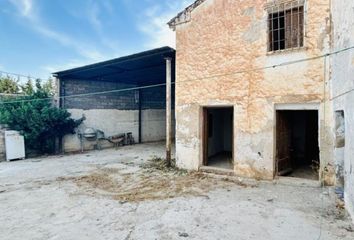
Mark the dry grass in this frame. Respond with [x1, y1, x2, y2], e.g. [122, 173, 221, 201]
[141, 157, 187, 174]
[58, 157, 256, 203]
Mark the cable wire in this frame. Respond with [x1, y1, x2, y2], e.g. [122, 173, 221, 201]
[1, 45, 354, 105]
[0, 70, 43, 81]
[0, 83, 167, 105]
[316, 55, 328, 240]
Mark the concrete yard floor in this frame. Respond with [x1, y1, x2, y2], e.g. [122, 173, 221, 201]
[0, 142, 353, 240]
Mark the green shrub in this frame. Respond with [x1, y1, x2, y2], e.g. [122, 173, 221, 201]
[0, 79, 83, 154]
[0, 76, 19, 94]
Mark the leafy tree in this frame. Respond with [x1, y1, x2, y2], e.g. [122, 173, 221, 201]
[21, 79, 34, 95]
[0, 76, 19, 94]
[42, 78, 54, 95]
[0, 79, 84, 154]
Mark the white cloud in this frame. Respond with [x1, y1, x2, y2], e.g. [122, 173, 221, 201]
[87, 1, 102, 32]
[10, 0, 33, 17]
[85, 1, 122, 56]
[139, 1, 194, 49]
[8, 0, 121, 77]
[139, 13, 176, 48]
[35, 25, 107, 61]
[42, 59, 94, 74]
[9, 0, 110, 62]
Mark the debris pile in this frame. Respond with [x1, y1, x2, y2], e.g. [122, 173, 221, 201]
[57, 157, 256, 203]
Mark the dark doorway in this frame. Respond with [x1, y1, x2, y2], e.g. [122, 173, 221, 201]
[203, 107, 233, 170]
[276, 110, 319, 180]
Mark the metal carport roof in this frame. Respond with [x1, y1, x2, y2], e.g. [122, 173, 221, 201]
[53, 47, 175, 86]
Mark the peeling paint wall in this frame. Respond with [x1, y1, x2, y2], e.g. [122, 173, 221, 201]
[331, 0, 354, 222]
[174, 0, 333, 181]
[63, 109, 139, 152]
[63, 109, 168, 152]
[0, 128, 5, 162]
[60, 79, 170, 152]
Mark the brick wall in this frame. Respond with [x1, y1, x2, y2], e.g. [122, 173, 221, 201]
[140, 85, 175, 110]
[62, 79, 173, 110]
[62, 79, 139, 110]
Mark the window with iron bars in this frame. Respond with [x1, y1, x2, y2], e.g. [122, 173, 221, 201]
[267, 0, 305, 52]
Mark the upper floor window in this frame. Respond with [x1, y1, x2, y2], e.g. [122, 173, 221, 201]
[267, 0, 305, 52]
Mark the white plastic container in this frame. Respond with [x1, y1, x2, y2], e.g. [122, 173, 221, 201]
[5, 131, 25, 161]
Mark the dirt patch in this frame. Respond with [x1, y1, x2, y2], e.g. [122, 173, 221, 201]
[58, 158, 256, 202]
[141, 157, 186, 173]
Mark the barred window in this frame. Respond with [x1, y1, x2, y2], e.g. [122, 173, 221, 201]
[267, 0, 305, 52]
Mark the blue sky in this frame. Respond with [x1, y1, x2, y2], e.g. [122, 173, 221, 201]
[0, 0, 192, 81]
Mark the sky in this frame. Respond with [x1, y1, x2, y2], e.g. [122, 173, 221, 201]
[0, 0, 193, 81]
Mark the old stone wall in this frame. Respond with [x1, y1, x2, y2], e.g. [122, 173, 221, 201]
[174, 0, 334, 181]
[331, 0, 354, 222]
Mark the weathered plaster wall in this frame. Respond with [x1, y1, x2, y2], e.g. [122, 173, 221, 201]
[0, 128, 5, 162]
[63, 109, 168, 152]
[331, 0, 354, 222]
[141, 109, 169, 142]
[174, 0, 334, 181]
[61, 80, 171, 152]
[63, 109, 139, 152]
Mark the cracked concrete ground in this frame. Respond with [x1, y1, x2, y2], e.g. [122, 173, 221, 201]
[0, 142, 353, 240]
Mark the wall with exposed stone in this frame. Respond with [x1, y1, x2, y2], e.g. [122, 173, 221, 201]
[173, 0, 334, 182]
[0, 128, 5, 162]
[331, 0, 354, 222]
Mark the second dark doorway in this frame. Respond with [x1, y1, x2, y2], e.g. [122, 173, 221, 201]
[276, 110, 319, 180]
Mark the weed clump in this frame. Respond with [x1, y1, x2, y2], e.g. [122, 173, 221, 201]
[142, 157, 188, 175]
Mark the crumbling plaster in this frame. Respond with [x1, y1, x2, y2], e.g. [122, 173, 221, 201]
[331, 0, 354, 222]
[63, 109, 168, 152]
[174, 0, 334, 182]
[0, 128, 5, 162]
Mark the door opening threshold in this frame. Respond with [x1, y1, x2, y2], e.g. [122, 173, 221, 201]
[199, 166, 235, 176]
[276, 176, 321, 188]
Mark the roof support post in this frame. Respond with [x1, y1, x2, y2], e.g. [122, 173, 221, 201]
[54, 77, 61, 108]
[165, 57, 172, 167]
[138, 89, 142, 144]
[54, 76, 62, 154]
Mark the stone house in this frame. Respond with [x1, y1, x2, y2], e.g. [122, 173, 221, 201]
[169, 0, 335, 183]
